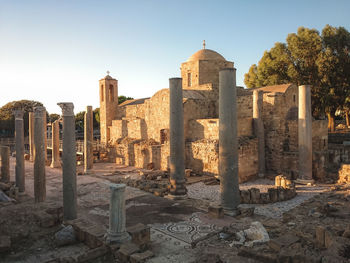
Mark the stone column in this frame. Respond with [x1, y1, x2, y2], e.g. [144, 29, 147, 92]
[219, 68, 240, 214]
[253, 90, 265, 177]
[106, 183, 130, 244]
[44, 112, 47, 161]
[29, 112, 34, 162]
[58, 102, 77, 220]
[34, 106, 46, 202]
[0, 146, 10, 183]
[168, 78, 187, 198]
[84, 106, 93, 174]
[50, 120, 61, 168]
[298, 85, 313, 183]
[14, 109, 25, 192]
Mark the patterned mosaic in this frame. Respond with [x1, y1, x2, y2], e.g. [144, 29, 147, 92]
[151, 212, 222, 244]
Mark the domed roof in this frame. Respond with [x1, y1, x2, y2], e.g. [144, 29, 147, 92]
[187, 49, 226, 62]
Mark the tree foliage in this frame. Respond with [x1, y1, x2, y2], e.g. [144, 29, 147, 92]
[118, 95, 133, 104]
[244, 25, 350, 130]
[0, 100, 44, 136]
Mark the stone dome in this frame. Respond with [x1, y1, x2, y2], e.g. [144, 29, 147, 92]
[187, 49, 226, 62]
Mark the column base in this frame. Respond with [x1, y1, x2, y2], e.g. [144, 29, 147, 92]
[223, 208, 240, 217]
[50, 162, 61, 168]
[165, 194, 188, 200]
[83, 169, 93, 175]
[294, 179, 314, 185]
[105, 230, 130, 244]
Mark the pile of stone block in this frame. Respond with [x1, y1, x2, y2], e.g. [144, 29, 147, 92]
[337, 164, 350, 184]
[0, 182, 18, 200]
[112, 223, 153, 263]
[240, 187, 296, 204]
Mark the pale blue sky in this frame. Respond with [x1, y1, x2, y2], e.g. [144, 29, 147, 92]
[1, 0, 349, 113]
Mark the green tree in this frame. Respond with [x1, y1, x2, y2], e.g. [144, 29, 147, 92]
[244, 25, 350, 131]
[93, 108, 100, 129]
[0, 100, 44, 136]
[49, 113, 60, 123]
[75, 111, 85, 131]
[118, 95, 133, 104]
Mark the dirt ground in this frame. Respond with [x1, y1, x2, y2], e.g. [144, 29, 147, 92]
[1, 158, 350, 262]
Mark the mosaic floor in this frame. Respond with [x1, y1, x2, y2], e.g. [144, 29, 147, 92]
[151, 212, 222, 244]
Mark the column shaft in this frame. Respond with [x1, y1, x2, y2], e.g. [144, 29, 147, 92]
[298, 85, 313, 181]
[107, 183, 130, 244]
[29, 112, 34, 162]
[253, 90, 265, 177]
[58, 102, 77, 220]
[0, 146, 10, 183]
[84, 106, 93, 173]
[34, 106, 46, 202]
[169, 78, 187, 197]
[50, 120, 61, 168]
[14, 110, 25, 192]
[219, 68, 240, 212]
[44, 113, 47, 161]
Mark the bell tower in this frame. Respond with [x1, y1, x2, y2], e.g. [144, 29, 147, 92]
[99, 72, 118, 145]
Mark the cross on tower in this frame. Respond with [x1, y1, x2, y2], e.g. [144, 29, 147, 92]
[203, 40, 206, 49]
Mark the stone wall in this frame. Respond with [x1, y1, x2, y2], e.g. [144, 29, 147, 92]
[187, 117, 253, 141]
[328, 144, 350, 170]
[114, 136, 258, 183]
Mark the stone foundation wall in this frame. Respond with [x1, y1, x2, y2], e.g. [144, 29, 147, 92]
[328, 144, 350, 170]
[187, 117, 253, 141]
[114, 137, 258, 183]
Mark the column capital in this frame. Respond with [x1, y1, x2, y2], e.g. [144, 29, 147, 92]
[58, 102, 74, 116]
[14, 109, 24, 120]
[33, 106, 46, 118]
[86, 105, 93, 112]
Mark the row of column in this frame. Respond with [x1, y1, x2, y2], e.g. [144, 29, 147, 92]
[168, 72, 313, 213]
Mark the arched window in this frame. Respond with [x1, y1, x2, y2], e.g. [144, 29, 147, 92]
[109, 85, 114, 102]
[100, 85, 104, 102]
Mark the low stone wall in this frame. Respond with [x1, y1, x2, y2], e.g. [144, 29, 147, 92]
[240, 186, 296, 204]
[328, 143, 350, 171]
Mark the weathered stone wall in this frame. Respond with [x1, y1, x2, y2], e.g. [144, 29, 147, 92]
[328, 144, 350, 170]
[187, 118, 253, 141]
[114, 136, 258, 183]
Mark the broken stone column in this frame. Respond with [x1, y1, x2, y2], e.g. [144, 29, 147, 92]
[34, 106, 46, 202]
[14, 109, 25, 192]
[253, 90, 265, 177]
[58, 102, 77, 220]
[50, 120, 61, 168]
[28, 112, 34, 162]
[219, 68, 240, 215]
[0, 146, 10, 183]
[84, 106, 93, 174]
[168, 78, 187, 198]
[106, 183, 130, 244]
[298, 85, 313, 183]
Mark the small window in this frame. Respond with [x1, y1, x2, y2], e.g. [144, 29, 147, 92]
[109, 85, 114, 102]
[187, 72, 192, 87]
[100, 85, 104, 102]
[293, 95, 296, 103]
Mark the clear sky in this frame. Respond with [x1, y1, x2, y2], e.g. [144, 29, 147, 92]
[1, 0, 349, 114]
